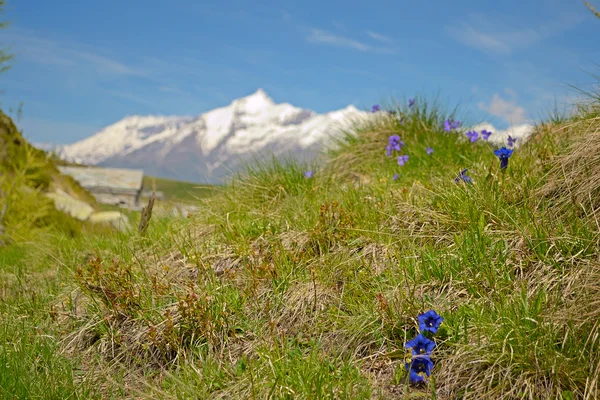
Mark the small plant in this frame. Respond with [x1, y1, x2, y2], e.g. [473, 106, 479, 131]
[466, 130, 479, 142]
[386, 135, 404, 157]
[454, 168, 472, 183]
[404, 310, 444, 385]
[507, 135, 517, 147]
[481, 129, 492, 140]
[494, 147, 514, 170]
[138, 192, 156, 235]
[444, 119, 461, 132]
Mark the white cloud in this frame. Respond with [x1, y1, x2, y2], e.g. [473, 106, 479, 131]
[448, 11, 584, 55]
[365, 30, 393, 44]
[478, 93, 528, 125]
[306, 29, 394, 54]
[7, 29, 149, 78]
[470, 122, 535, 146]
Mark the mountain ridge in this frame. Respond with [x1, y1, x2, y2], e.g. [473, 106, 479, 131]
[58, 89, 372, 183]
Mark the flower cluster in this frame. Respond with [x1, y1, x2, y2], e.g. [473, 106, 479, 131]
[444, 119, 461, 132]
[304, 170, 314, 178]
[386, 135, 405, 157]
[384, 134, 410, 170]
[372, 104, 381, 113]
[465, 129, 493, 142]
[466, 130, 479, 142]
[397, 155, 409, 166]
[405, 310, 444, 384]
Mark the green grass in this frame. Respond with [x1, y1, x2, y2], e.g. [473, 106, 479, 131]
[1, 96, 600, 399]
[142, 175, 219, 203]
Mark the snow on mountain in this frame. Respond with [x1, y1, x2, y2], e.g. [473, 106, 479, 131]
[58, 89, 374, 183]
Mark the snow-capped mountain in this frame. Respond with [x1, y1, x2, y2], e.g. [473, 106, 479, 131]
[59, 89, 373, 183]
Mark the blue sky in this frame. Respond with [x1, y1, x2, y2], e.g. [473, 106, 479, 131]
[2, 0, 599, 144]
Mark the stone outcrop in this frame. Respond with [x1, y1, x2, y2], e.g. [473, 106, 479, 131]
[46, 189, 94, 221]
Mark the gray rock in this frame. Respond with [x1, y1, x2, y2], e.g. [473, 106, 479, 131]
[89, 211, 131, 231]
[46, 189, 94, 221]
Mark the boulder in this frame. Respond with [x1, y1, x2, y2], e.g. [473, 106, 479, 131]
[89, 211, 131, 231]
[46, 189, 94, 221]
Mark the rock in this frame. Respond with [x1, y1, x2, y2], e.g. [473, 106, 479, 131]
[89, 211, 131, 231]
[46, 189, 94, 221]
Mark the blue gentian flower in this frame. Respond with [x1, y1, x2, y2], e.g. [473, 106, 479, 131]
[304, 171, 314, 178]
[507, 135, 517, 147]
[466, 130, 479, 142]
[418, 310, 444, 334]
[372, 104, 381, 113]
[405, 333, 435, 356]
[481, 129, 492, 140]
[454, 168, 472, 183]
[405, 355, 433, 384]
[397, 155, 409, 166]
[393, 173, 399, 181]
[426, 147, 434, 155]
[408, 98, 415, 108]
[493, 147, 514, 170]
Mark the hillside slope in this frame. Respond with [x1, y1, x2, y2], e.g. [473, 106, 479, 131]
[0, 110, 98, 242]
[37, 98, 600, 399]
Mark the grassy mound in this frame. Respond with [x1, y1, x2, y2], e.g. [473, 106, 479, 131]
[43, 97, 599, 399]
[0, 110, 97, 243]
[3, 96, 600, 399]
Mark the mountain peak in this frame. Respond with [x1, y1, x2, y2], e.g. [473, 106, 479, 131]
[232, 88, 275, 114]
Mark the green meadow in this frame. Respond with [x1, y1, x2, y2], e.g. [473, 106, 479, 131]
[2, 89, 600, 399]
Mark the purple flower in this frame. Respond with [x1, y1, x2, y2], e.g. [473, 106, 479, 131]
[444, 119, 461, 132]
[507, 135, 517, 147]
[426, 147, 434, 155]
[481, 129, 492, 140]
[405, 355, 433, 384]
[386, 135, 404, 156]
[393, 173, 399, 181]
[494, 147, 514, 170]
[304, 171, 314, 178]
[417, 310, 444, 334]
[372, 104, 381, 113]
[397, 155, 409, 166]
[408, 98, 415, 108]
[466, 130, 479, 142]
[405, 333, 435, 356]
[454, 168, 472, 183]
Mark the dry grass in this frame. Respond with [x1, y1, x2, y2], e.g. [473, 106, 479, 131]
[539, 116, 600, 215]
